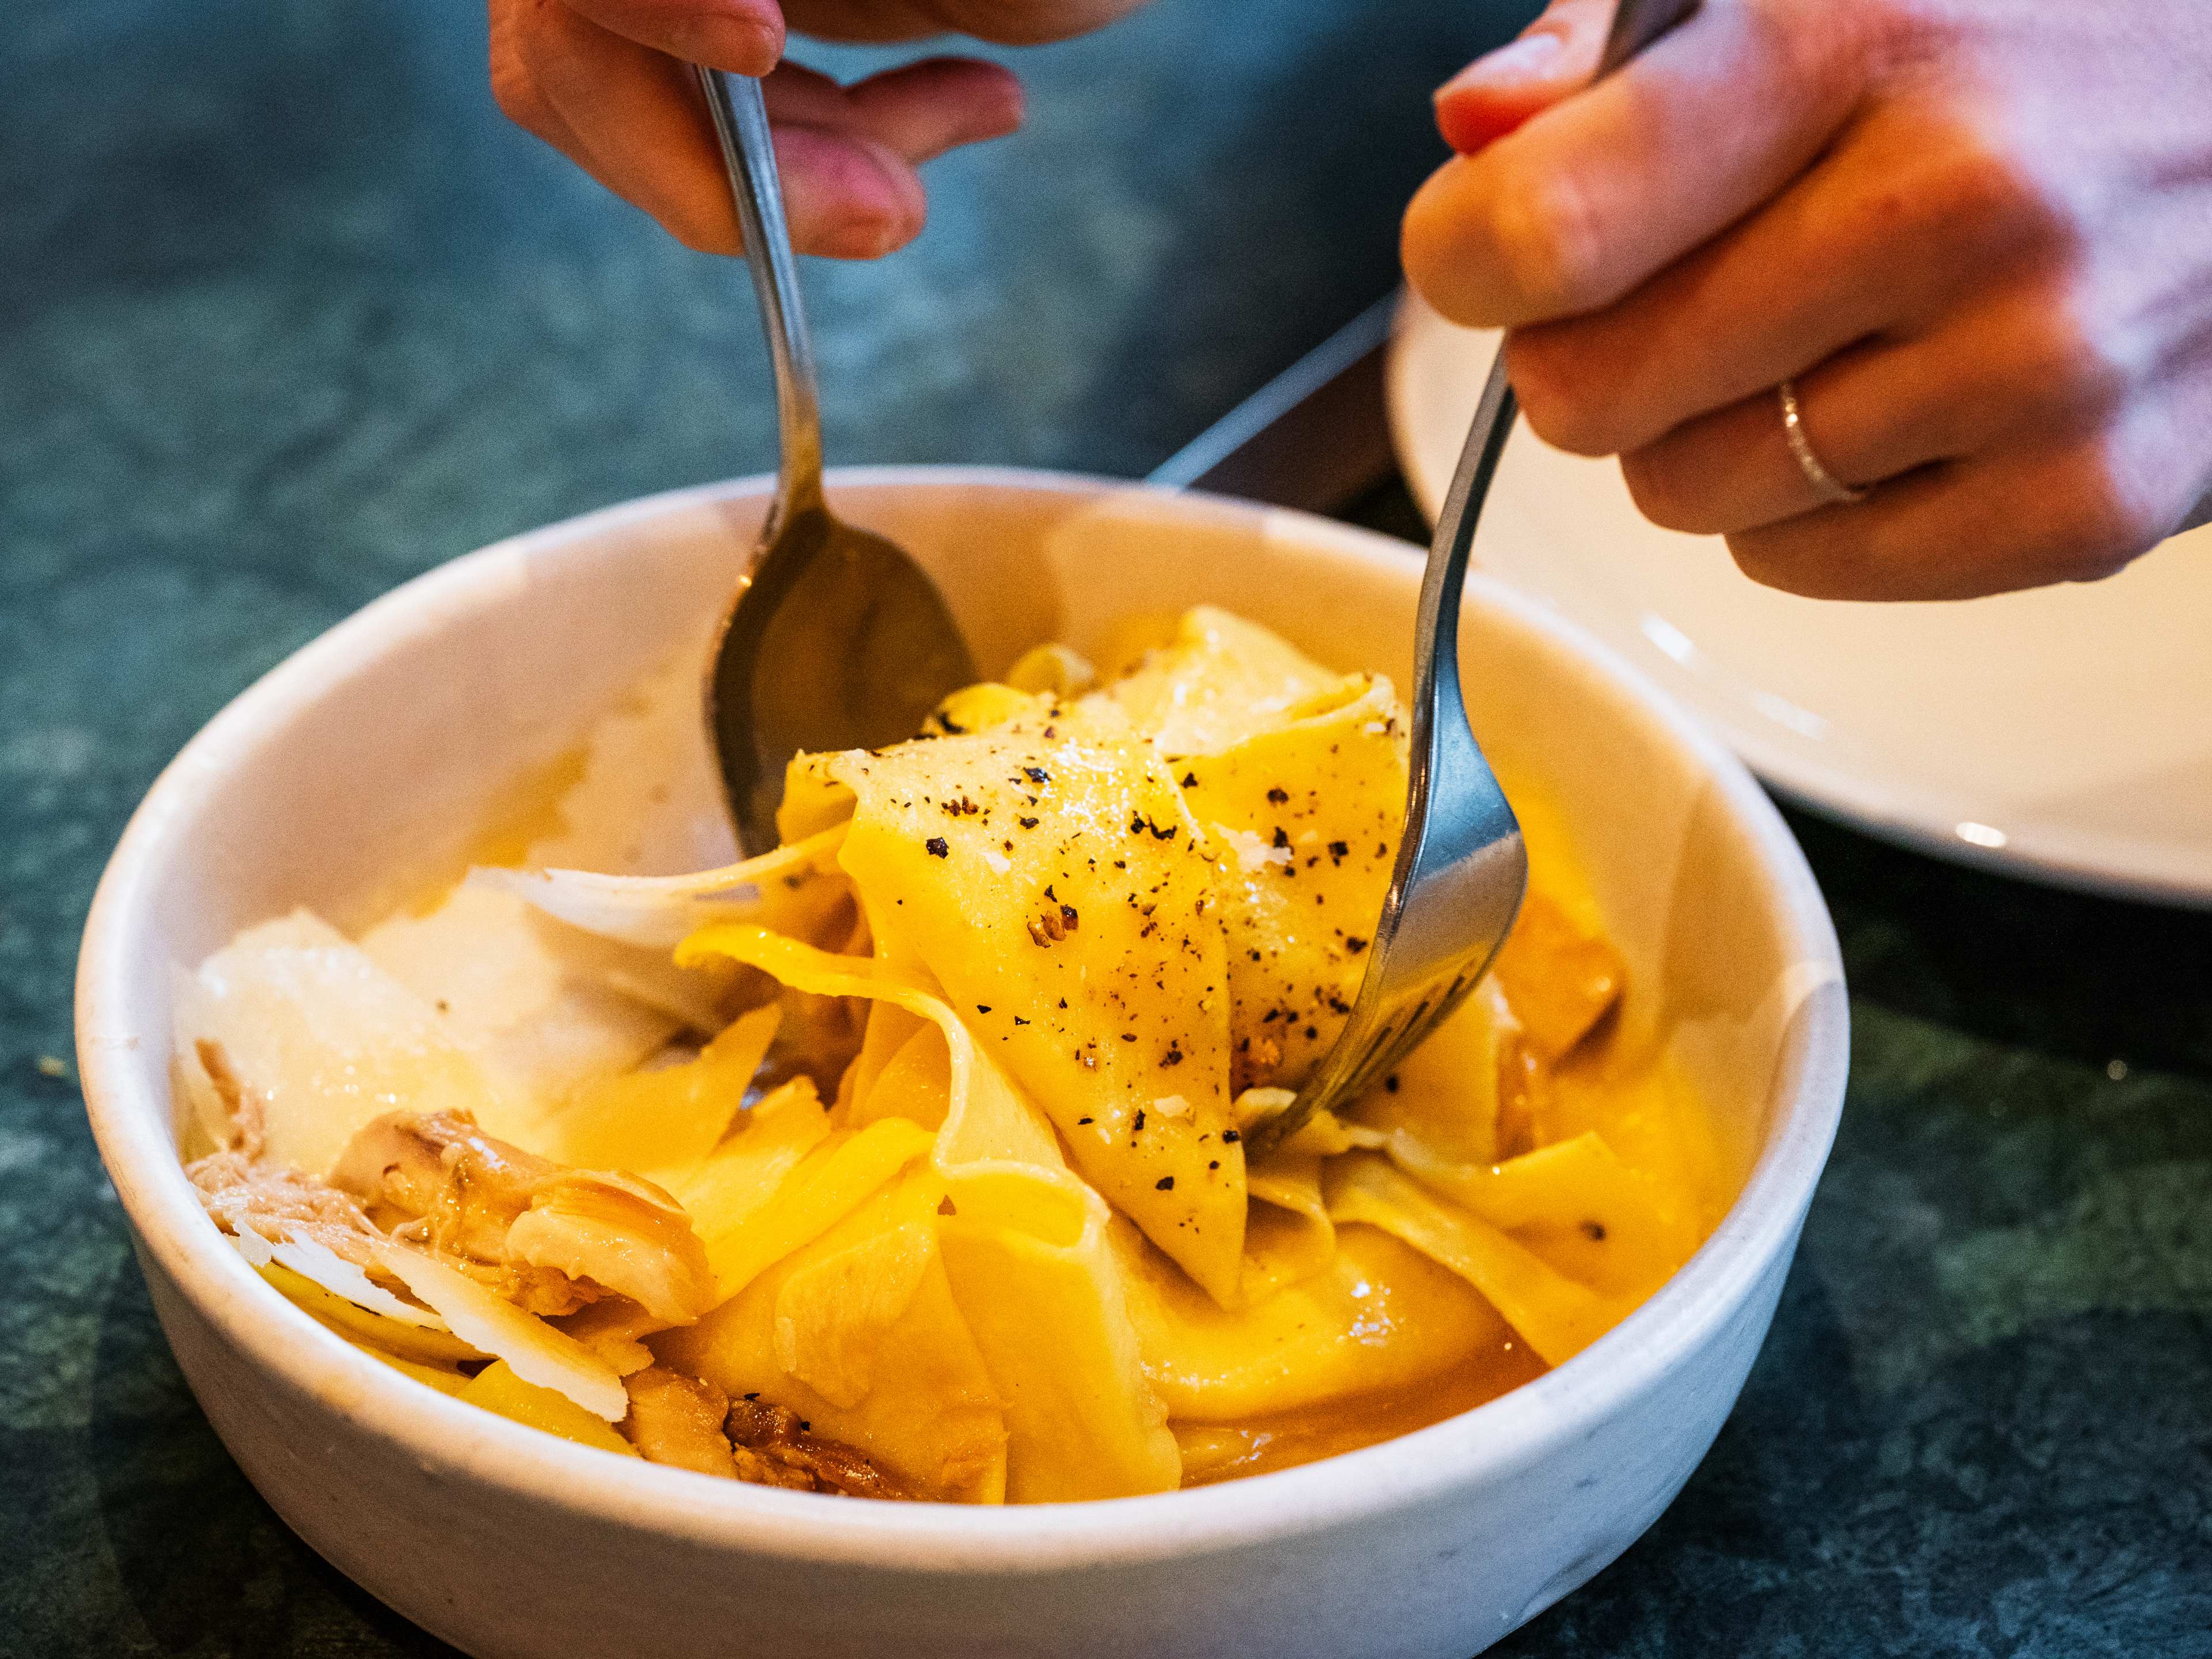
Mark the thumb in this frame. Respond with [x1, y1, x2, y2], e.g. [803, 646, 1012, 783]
[1434, 0, 1612, 154]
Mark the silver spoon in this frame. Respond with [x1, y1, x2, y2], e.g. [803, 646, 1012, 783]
[694, 66, 977, 857]
[1243, 0, 1700, 1160]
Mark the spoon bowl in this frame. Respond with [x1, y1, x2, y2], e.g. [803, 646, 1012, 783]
[694, 66, 976, 854]
[709, 499, 974, 853]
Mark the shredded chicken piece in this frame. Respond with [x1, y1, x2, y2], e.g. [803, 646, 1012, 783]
[618, 1369, 908, 1498]
[556, 1298, 662, 1376]
[725, 1396, 911, 1499]
[185, 1150, 385, 1267]
[331, 1111, 717, 1324]
[332, 1111, 545, 1259]
[507, 1173, 714, 1326]
[1493, 1028, 1549, 1162]
[622, 1367, 740, 1477]
[194, 1039, 266, 1157]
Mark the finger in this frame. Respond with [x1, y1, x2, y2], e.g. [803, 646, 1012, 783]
[778, 0, 1147, 46]
[1433, 0, 1612, 155]
[1725, 418, 2180, 602]
[1403, 0, 1877, 328]
[558, 0, 783, 74]
[1620, 351, 1890, 537]
[491, 0, 600, 166]
[509, 0, 751, 252]
[1503, 101, 2061, 457]
[508, 0, 1016, 258]
[1621, 278, 2132, 536]
[766, 56, 1024, 164]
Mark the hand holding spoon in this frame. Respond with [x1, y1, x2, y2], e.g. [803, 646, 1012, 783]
[694, 66, 977, 857]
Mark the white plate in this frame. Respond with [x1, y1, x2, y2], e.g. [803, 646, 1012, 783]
[1388, 291, 2212, 908]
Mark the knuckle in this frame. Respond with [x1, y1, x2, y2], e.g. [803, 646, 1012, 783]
[487, 1, 551, 130]
[1490, 160, 1612, 319]
[1619, 446, 1712, 533]
[488, 55, 543, 129]
[1899, 116, 2071, 257]
[1921, 130, 2032, 231]
[1724, 525, 1821, 596]
[2015, 288, 2134, 419]
[1503, 331, 1617, 456]
[2050, 444, 2166, 573]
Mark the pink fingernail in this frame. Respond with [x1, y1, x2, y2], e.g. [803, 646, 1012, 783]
[1438, 31, 1565, 96]
[690, 10, 781, 75]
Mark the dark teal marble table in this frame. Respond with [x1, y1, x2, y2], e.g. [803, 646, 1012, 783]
[7, 0, 2210, 1652]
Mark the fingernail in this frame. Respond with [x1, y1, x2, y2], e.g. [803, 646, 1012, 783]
[685, 10, 781, 75]
[1438, 31, 1564, 97]
[822, 216, 904, 259]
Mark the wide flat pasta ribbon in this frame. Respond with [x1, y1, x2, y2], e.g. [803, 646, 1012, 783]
[1093, 607, 1347, 758]
[656, 1167, 1011, 1503]
[1323, 1153, 1627, 1368]
[1113, 1217, 1504, 1422]
[539, 1003, 779, 1176]
[935, 1169, 1181, 1502]
[1177, 674, 1408, 1093]
[1344, 979, 1520, 1168]
[1237, 1108, 1385, 1302]
[809, 732, 1249, 1304]
[675, 923, 1180, 1501]
[1385, 1130, 1701, 1304]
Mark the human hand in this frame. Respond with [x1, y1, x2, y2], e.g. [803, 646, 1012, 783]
[490, 0, 1143, 258]
[1402, 0, 2212, 600]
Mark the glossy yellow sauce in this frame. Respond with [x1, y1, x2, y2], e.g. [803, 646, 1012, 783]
[1171, 757, 1734, 1488]
[1176, 1042, 1724, 1488]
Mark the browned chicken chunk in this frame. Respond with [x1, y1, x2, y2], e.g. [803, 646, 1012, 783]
[331, 1111, 717, 1324]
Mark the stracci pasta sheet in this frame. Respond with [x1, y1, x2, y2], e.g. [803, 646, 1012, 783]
[176, 609, 1723, 1500]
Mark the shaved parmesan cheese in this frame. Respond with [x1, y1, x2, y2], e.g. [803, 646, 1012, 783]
[469, 826, 848, 950]
[521, 640, 734, 877]
[359, 885, 680, 1111]
[1223, 828, 1292, 873]
[271, 1229, 445, 1328]
[377, 1245, 627, 1421]
[176, 911, 513, 1175]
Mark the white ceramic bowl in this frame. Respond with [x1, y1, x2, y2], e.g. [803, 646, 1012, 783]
[77, 470, 1849, 1659]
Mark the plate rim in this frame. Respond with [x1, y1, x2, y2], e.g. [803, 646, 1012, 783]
[1385, 290, 2212, 912]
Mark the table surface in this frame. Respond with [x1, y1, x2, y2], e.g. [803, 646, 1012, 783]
[7, 0, 2211, 1653]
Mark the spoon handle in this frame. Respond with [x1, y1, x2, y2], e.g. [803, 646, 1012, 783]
[695, 66, 827, 524]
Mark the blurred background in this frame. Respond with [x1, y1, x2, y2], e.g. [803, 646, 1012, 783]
[7, 0, 2210, 1653]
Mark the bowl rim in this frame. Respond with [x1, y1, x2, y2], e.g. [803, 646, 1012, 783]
[75, 465, 1848, 1573]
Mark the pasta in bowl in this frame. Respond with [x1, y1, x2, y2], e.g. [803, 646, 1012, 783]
[78, 471, 1846, 1657]
[173, 606, 1721, 1503]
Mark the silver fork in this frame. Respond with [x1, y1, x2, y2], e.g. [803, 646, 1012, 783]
[1244, 0, 1701, 1160]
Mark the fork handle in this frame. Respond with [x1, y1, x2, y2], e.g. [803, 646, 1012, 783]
[1599, 0, 1703, 77]
[1422, 0, 1702, 759]
[695, 66, 828, 526]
